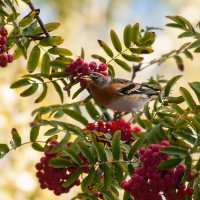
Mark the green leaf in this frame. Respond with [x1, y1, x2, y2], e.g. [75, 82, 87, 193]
[64, 108, 88, 126]
[31, 142, 44, 152]
[81, 167, 96, 192]
[114, 162, 124, 185]
[160, 146, 188, 157]
[33, 22, 60, 35]
[194, 47, 200, 53]
[143, 103, 152, 120]
[123, 24, 133, 48]
[50, 60, 67, 68]
[196, 157, 200, 171]
[20, 83, 38, 97]
[132, 23, 140, 44]
[30, 126, 40, 142]
[173, 130, 196, 145]
[194, 181, 200, 200]
[181, 155, 192, 183]
[81, 47, 85, 59]
[108, 64, 115, 77]
[163, 75, 182, 97]
[189, 82, 200, 103]
[10, 79, 31, 88]
[122, 53, 143, 62]
[10, 128, 21, 149]
[49, 157, 74, 168]
[123, 191, 132, 200]
[19, 9, 39, 27]
[41, 53, 51, 75]
[183, 49, 193, 60]
[169, 103, 184, 115]
[44, 127, 59, 136]
[189, 40, 200, 49]
[39, 36, 64, 46]
[51, 81, 64, 103]
[85, 101, 100, 121]
[139, 32, 156, 45]
[178, 31, 195, 38]
[157, 158, 183, 170]
[174, 55, 184, 71]
[0, 144, 9, 154]
[98, 40, 113, 57]
[35, 83, 48, 103]
[62, 167, 82, 188]
[110, 29, 122, 52]
[48, 47, 72, 56]
[101, 164, 111, 191]
[112, 131, 121, 160]
[27, 45, 41, 73]
[91, 135, 107, 162]
[114, 59, 131, 72]
[72, 87, 85, 99]
[62, 148, 82, 165]
[91, 54, 106, 63]
[180, 87, 196, 110]
[77, 140, 95, 164]
[51, 134, 70, 154]
[128, 136, 145, 160]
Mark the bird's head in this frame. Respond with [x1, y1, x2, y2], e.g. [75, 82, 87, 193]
[81, 72, 111, 87]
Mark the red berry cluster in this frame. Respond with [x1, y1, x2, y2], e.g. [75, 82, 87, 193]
[84, 119, 141, 144]
[0, 28, 13, 68]
[65, 58, 108, 87]
[35, 141, 90, 196]
[121, 140, 194, 200]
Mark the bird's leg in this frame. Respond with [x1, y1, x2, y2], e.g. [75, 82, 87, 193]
[113, 111, 123, 121]
[130, 111, 137, 124]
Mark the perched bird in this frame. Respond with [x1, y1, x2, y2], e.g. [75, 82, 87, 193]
[82, 72, 160, 115]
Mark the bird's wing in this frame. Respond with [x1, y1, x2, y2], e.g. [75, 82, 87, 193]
[110, 79, 159, 97]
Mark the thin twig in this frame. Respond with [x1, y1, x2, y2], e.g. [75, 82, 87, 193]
[28, 1, 50, 38]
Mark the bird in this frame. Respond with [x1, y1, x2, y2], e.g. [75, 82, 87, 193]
[81, 72, 160, 117]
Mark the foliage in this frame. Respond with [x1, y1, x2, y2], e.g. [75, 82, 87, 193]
[0, 1, 200, 200]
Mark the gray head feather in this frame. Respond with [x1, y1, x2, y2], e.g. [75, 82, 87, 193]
[89, 72, 111, 87]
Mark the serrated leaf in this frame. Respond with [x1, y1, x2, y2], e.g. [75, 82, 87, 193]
[51, 134, 69, 154]
[10, 128, 21, 148]
[41, 53, 51, 75]
[10, 79, 31, 88]
[163, 75, 182, 97]
[20, 83, 38, 97]
[91, 54, 106, 63]
[33, 22, 60, 35]
[128, 136, 145, 160]
[19, 9, 39, 27]
[62, 148, 82, 165]
[49, 157, 74, 168]
[81, 167, 96, 192]
[174, 55, 184, 71]
[35, 83, 48, 103]
[110, 30, 122, 52]
[158, 158, 183, 170]
[64, 108, 88, 126]
[85, 101, 100, 121]
[31, 142, 44, 152]
[123, 24, 132, 48]
[51, 81, 64, 103]
[48, 47, 72, 56]
[27, 45, 41, 73]
[77, 140, 95, 164]
[98, 40, 113, 57]
[62, 167, 82, 188]
[132, 23, 140, 44]
[39, 36, 64, 46]
[112, 131, 121, 160]
[189, 82, 200, 103]
[114, 59, 131, 72]
[160, 146, 188, 157]
[180, 87, 196, 110]
[30, 126, 40, 142]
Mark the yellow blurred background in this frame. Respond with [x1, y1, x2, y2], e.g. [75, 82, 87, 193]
[1, 0, 200, 199]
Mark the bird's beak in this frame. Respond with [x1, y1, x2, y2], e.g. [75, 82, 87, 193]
[80, 75, 91, 81]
